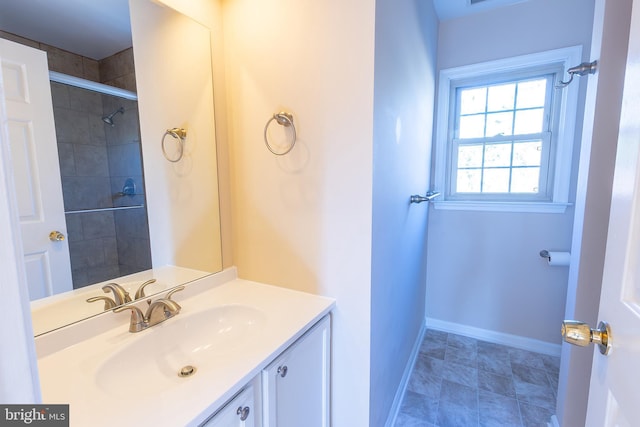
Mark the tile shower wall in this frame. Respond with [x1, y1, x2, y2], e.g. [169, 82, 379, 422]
[52, 83, 151, 288]
[0, 31, 152, 289]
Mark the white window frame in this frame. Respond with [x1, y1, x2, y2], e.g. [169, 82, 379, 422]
[433, 46, 583, 213]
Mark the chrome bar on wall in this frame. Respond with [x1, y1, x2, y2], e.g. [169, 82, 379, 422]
[49, 71, 138, 100]
[410, 191, 441, 204]
[65, 205, 145, 215]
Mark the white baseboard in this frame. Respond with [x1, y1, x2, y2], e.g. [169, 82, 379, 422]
[384, 319, 427, 427]
[548, 414, 560, 427]
[425, 317, 561, 357]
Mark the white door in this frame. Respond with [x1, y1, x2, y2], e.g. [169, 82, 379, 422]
[582, 0, 640, 423]
[0, 39, 72, 300]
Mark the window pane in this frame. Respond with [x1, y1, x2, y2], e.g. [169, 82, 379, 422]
[486, 112, 513, 137]
[514, 108, 544, 134]
[457, 169, 481, 192]
[459, 115, 485, 138]
[516, 79, 547, 109]
[482, 168, 510, 192]
[513, 141, 542, 166]
[484, 143, 512, 167]
[487, 83, 515, 112]
[458, 144, 483, 168]
[511, 167, 540, 193]
[460, 87, 487, 115]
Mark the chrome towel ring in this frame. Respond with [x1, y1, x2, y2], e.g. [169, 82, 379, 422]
[162, 128, 187, 162]
[264, 111, 296, 155]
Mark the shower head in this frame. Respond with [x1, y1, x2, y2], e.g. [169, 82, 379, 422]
[102, 107, 125, 126]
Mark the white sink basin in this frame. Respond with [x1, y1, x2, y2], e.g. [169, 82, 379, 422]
[95, 304, 266, 397]
[36, 272, 335, 426]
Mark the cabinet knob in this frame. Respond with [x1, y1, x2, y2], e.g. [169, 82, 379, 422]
[236, 406, 250, 421]
[277, 365, 288, 378]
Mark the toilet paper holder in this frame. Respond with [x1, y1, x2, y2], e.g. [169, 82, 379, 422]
[540, 249, 571, 267]
[539, 250, 551, 260]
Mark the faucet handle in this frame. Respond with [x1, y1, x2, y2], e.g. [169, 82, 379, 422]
[86, 296, 117, 310]
[102, 282, 132, 305]
[114, 305, 147, 333]
[165, 285, 185, 301]
[134, 279, 157, 301]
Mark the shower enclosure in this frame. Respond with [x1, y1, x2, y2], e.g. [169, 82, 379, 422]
[50, 79, 151, 289]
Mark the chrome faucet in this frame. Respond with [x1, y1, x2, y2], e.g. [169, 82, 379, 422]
[114, 286, 185, 333]
[102, 282, 132, 305]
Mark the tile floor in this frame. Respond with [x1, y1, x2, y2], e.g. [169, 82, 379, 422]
[394, 329, 560, 427]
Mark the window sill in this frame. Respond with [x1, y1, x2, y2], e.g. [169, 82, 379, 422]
[432, 200, 571, 214]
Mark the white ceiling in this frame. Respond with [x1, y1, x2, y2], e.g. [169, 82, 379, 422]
[0, 0, 530, 61]
[0, 0, 132, 60]
[432, 0, 531, 21]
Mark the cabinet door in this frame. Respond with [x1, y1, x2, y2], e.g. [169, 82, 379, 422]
[201, 382, 259, 427]
[262, 316, 331, 427]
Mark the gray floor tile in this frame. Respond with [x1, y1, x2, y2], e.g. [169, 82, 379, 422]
[546, 372, 559, 398]
[408, 355, 443, 398]
[399, 390, 439, 424]
[478, 390, 523, 427]
[437, 398, 479, 427]
[539, 354, 561, 376]
[413, 353, 445, 377]
[478, 369, 516, 398]
[439, 380, 478, 411]
[519, 401, 553, 427]
[448, 334, 478, 351]
[425, 329, 449, 343]
[477, 340, 510, 353]
[399, 331, 557, 427]
[509, 348, 546, 370]
[511, 363, 550, 387]
[442, 360, 478, 388]
[445, 344, 478, 368]
[478, 350, 512, 377]
[394, 411, 435, 427]
[514, 381, 556, 411]
[420, 338, 447, 360]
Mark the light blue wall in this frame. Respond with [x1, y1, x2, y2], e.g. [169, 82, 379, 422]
[426, 0, 595, 344]
[370, 0, 438, 424]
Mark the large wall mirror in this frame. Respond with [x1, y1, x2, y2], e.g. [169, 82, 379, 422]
[0, 0, 222, 335]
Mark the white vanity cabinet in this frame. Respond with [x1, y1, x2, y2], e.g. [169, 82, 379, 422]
[200, 378, 262, 427]
[262, 316, 331, 427]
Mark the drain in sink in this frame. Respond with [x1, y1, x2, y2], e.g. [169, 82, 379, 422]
[179, 365, 197, 377]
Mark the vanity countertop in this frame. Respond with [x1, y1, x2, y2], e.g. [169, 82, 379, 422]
[35, 268, 335, 426]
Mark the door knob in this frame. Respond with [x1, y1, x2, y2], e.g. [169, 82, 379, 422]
[49, 231, 65, 242]
[561, 320, 612, 355]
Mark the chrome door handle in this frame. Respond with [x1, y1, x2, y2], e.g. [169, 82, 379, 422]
[49, 231, 65, 241]
[562, 320, 612, 355]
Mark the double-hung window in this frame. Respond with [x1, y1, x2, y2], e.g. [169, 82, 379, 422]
[433, 47, 583, 213]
